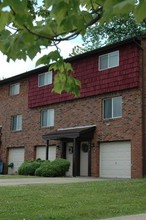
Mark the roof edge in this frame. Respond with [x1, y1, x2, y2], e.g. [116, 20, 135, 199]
[0, 35, 145, 85]
[57, 124, 96, 131]
[65, 35, 144, 63]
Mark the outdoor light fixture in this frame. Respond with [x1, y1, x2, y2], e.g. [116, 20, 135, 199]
[91, 143, 94, 148]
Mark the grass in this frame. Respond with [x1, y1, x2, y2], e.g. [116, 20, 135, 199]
[0, 175, 39, 179]
[0, 179, 146, 220]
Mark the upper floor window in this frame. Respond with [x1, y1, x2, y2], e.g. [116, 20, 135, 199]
[103, 96, 122, 119]
[41, 109, 54, 127]
[11, 115, 22, 131]
[38, 71, 52, 87]
[99, 51, 119, 71]
[10, 83, 20, 96]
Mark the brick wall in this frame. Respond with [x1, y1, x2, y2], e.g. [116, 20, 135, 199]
[92, 89, 143, 178]
[0, 79, 29, 169]
[0, 76, 143, 177]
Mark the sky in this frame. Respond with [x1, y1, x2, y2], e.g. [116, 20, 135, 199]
[0, 38, 82, 79]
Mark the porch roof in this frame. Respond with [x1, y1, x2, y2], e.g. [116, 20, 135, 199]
[43, 125, 96, 140]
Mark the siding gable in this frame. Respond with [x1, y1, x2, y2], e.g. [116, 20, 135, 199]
[28, 43, 140, 108]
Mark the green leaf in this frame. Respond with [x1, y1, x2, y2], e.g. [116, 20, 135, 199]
[63, 63, 73, 72]
[52, 73, 66, 94]
[48, 50, 62, 61]
[51, 1, 68, 26]
[51, 60, 80, 96]
[0, 12, 11, 31]
[113, 0, 135, 14]
[36, 55, 50, 66]
[27, 44, 41, 60]
[134, 1, 146, 22]
[44, 0, 53, 9]
[4, 0, 28, 14]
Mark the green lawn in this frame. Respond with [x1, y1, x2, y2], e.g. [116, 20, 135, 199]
[0, 175, 39, 179]
[0, 179, 146, 220]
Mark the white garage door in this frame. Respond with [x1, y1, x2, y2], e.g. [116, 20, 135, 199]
[36, 146, 56, 161]
[36, 146, 46, 160]
[100, 141, 131, 178]
[8, 148, 25, 174]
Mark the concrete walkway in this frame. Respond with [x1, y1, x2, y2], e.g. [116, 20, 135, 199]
[102, 214, 146, 220]
[0, 176, 100, 186]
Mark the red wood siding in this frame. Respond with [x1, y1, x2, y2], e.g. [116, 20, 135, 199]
[28, 44, 140, 108]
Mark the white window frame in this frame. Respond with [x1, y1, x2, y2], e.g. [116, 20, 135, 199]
[103, 96, 122, 119]
[41, 109, 54, 128]
[99, 50, 119, 71]
[38, 71, 52, 87]
[10, 83, 20, 96]
[11, 115, 22, 131]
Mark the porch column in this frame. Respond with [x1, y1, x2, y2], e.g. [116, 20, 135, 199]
[46, 140, 49, 160]
[88, 140, 92, 176]
[61, 141, 66, 159]
[73, 138, 77, 177]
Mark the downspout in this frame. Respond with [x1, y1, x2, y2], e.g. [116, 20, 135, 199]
[133, 37, 145, 177]
[0, 126, 2, 146]
[73, 138, 76, 177]
[46, 140, 49, 160]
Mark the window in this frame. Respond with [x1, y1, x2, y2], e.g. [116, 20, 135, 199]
[10, 83, 20, 96]
[11, 115, 22, 131]
[103, 96, 122, 119]
[99, 51, 119, 70]
[41, 109, 54, 127]
[38, 71, 52, 87]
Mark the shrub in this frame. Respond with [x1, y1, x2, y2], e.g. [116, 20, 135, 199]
[51, 159, 70, 176]
[35, 160, 51, 177]
[18, 160, 42, 176]
[35, 159, 70, 177]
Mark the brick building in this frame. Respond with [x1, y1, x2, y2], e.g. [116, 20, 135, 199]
[0, 36, 146, 178]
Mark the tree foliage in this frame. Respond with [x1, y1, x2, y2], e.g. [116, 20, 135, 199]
[71, 13, 146, 56]
[101, 14, 146, 44]
[0, 0, 146, 95]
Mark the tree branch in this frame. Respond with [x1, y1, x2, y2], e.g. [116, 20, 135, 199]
[22, 6, 103, 43]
